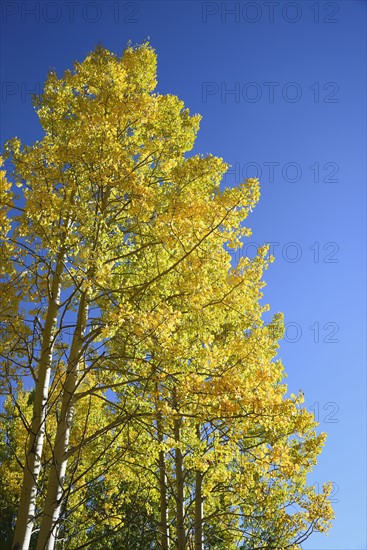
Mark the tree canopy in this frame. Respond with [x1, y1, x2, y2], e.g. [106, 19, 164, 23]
[0, 43, 334, 550]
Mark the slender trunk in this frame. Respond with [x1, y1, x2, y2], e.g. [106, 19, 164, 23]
[36, 292, 88, 550]
[174, 418, 185, 550]
[157, 413, 169, 550]
[194, 426, 204, 550]
[12, 252, 65, 550]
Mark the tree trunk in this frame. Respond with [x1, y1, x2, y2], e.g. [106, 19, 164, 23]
[159, 448, 170, 549]
[157, 413, 170, 550]
[194, 425, 204, 550]
[12, 252, 65, 550]
[36, 292, 88, 550]
[174, 418, 185, 550]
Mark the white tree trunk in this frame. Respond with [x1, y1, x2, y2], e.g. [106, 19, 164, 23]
[194, 470, 204, 550]
[174, 418, 186, 550]
[12, 253, 65, 550]
[159, 449, 170, 549]
[194, 425, 204, 550]
[157, 411, 170, 550]
[36, 292, 88, 550]
[194, 436, 204, 550]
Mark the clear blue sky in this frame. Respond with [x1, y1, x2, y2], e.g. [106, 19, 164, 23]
[1, 1, 366, 548]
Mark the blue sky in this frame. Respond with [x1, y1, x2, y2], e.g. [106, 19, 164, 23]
[1, 1, 366, 548]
